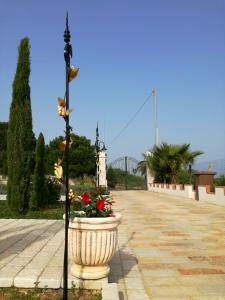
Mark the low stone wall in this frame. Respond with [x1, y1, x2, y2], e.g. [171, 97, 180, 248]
[149, 183, 225, 205]
[149, 183, 195, 199]
[198, 185, 225, 206]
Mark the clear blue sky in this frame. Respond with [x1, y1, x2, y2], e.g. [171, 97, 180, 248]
[0, 0, 225, 163]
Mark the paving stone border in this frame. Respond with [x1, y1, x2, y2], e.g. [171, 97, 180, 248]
[102, 283, 119, 300]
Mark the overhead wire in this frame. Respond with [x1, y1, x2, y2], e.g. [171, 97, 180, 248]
[108, 93, 152, 147]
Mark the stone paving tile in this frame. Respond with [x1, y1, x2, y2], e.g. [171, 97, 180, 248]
[126, 289, 149, 300]
[38, 267, 62, 288]
[191, 297, 225, 300]
[1, 191, 225, 299]
[148, 286, 200, 298]
[113, 190, 225, 299]
[151, 298, 189, 300]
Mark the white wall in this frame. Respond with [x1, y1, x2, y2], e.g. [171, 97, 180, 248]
[198, 186, 225, 206]
[149, 183, 194, 199]
[149, 183, 225, 206]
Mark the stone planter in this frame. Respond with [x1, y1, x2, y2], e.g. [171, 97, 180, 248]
[69, 213, 121, 280]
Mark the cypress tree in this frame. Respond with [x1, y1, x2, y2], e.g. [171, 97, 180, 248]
[7, 37, 35, 214]
[30, 133, 46, 210]
[0, 122, 8, 175]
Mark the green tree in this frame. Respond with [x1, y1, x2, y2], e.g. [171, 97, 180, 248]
[45, 133, 96, 178]
[213, 175, 225, 187]
[107, 166, 117, 188]
[30, 133, 46, 210]
[137, 152, 150, 176]
[7, 37, 35, 214]
[147, 143, 203, 184]
[0, 122, 8, 175]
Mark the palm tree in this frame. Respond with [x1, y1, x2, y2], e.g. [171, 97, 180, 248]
[137, 152, 150, 176]
[146, 143, 203, 184]
[182, 150, 204, 169]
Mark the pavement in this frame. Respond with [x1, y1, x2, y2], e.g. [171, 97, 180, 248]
[0, 191, 225, 300]
[113, 191, 225, 300]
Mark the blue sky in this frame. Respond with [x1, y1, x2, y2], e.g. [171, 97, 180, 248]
[0, 0, 225, 163]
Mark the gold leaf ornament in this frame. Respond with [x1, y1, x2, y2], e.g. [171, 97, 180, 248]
[59, 138, 73, 152]
[69, 189, 75, 201]
[54, 159, 63, 180]
[57, 97, 66, 117]
[69, 66, 79, 82]
[57, 97, 73, 118]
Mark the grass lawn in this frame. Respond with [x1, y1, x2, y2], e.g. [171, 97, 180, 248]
[0, 287, 101, 299]
[0, 201, 65, 219]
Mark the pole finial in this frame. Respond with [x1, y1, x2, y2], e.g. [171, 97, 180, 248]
[64, 12, 71, 44]
[64, 12, 72, 65]
[66, 12, 68, 23]
[96, 122, 99, 137]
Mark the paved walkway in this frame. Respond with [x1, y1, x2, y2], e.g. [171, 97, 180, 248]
[113, 191, 225, 300]
[0, 191, 225, 300]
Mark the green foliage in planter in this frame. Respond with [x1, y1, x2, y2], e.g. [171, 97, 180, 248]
[30, 133, 46, 210]
[45, 177, 61, 204]
[7, 37, 35, 214]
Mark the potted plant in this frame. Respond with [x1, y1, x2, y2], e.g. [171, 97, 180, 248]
[68, 190, 121, 280]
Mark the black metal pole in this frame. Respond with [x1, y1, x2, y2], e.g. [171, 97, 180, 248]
[63, 13, 72, 300]
[189, 163, 192, 184]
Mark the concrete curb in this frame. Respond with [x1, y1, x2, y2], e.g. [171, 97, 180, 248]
[102, 283, 119, 300]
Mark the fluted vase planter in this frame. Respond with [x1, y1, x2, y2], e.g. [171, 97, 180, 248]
[68, 213, 121, 280]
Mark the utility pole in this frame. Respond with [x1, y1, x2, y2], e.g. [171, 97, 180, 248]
[125, 156, 128, 190]
[152, 89, 158, 146]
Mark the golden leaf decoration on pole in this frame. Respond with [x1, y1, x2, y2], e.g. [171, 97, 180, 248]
[59, 138, 73, 152]
[68, 189, 76, 201]
[57, 97, 73, 118]
[54, 159, 63, 180]
[69, 66, 79, 82]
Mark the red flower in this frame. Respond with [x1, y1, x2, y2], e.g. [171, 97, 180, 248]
[96, 199, 105, 211]
[81, 192, 90, 204]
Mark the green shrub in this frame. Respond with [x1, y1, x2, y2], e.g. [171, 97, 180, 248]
[211, 175, 225, 192]
[30, 133, 46, 210]
[214, 175, 225, 186]
[106, 167, 117, 188]
[45, 177, 61, 204]
[177, 169, 195, 185]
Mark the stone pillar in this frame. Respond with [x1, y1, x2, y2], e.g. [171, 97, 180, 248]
[145, 151, 154, 190]
[99, 150, 107, 187]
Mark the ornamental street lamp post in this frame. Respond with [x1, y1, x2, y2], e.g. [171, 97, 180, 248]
[95, 124, 107, 188]
[63, 13, 72, 300]
[95, 124, 100, 188]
